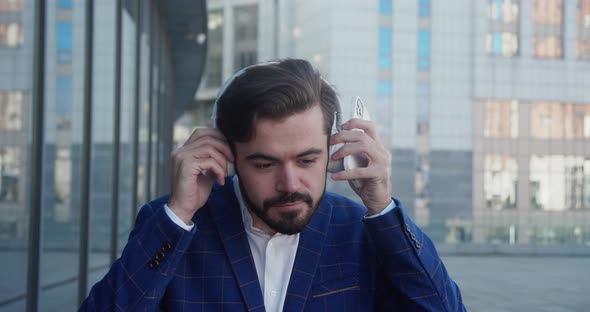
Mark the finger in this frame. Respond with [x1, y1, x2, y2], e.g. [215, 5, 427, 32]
[182, 136, 234, 162]
[186, 157, 226, 185]
[177, 145, 231, 177]
[184, 127, 228, 146]
[331, 167, 377, 181]
[330, 141, 371, 161]
[341, 119, 381, 144]
[329, 129, 370, 146]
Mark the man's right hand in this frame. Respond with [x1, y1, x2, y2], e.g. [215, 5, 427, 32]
[168, 128, 234, 225]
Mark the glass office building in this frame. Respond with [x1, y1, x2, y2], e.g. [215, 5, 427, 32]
[0, 0, 207, 310]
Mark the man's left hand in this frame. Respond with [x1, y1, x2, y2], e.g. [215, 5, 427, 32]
[329, 118, 392, 215]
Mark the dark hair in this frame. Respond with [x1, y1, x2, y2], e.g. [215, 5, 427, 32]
[215, 59, 340, 144]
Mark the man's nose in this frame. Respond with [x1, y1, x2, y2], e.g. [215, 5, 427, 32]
[276, 165, 299, 193]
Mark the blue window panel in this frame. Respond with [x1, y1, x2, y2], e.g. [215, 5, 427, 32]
[59, 0, 72, 8]
[378, 80, 392, 96]
[56, 77, 72, 115]
[57, 22, 72, 62]
[418, 30, 431, 57]
[57, 22, 72, 50]
[492, 32, 502, 55]
[418, 57, 430, 70]
[492, 0, 502, 20]
[418, 0, 431, 17]
[380, 0, 393, 14]
[379, 27, 392, 69]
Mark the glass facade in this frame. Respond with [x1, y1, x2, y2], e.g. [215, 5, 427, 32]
[486, 0, 520, 57]
[532, 0, 563, 58]
[577, 0, 590, 60]
[415, 0, 432, 226]
[233, 5, 258, 71]
[206, 9, 223, 88]
[0, 0, 206, 310]
[530, 155, 590, 211]
[483, 100, 518, 138]
[530, 102, 590, 139]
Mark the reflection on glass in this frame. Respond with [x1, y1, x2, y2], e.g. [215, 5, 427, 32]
[483, 99, 518, 138]
[533, 35, 563, 58]
[533, 0, 563, 25]
[379, 27, 392, 69]
[486, 0, 519, 57]
[532, 0, 563, 58]
[530, 155, 590, 210]
[489, 0, 519, 23]
[484, 155, 517, 210]
[0, 0, 22, 12]
[0, 23, 23, 48]
[54, 148, 72, 223]
[0, 147, 19, 203]
[530, 102, 590, 139]
[0, 91, 23, 130]
[206, 10, 223, 88]
[234, 5, 258, 71]
[577, 0, 590, 60]
[418, 30, 431, 70]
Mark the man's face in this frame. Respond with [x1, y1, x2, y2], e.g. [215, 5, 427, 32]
[234, 104, 329, 235]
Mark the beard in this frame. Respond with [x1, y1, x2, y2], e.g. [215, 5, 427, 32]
[238, 181, 326, 235]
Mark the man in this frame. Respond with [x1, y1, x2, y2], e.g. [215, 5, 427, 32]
[81, 59, 465, 311]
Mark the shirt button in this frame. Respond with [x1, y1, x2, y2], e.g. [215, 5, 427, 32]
[270, 290, 277, 297]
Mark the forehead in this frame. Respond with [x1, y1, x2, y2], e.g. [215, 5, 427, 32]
[237, 105, 327, 156]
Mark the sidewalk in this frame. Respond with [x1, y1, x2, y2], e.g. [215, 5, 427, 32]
[443, 256, 590, 312]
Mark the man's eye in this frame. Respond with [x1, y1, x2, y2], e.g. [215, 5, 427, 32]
[299, 159, 317, 166]
[254, 163, 273, 169]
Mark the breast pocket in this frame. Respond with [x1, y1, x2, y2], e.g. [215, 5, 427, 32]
[311, 276, 360, 298]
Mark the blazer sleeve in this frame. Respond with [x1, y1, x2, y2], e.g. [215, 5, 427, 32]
[79, 196, 195, 311]
[363, 199, 466, 312]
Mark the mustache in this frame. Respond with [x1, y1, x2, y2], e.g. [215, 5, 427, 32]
[263, 192, 313, 210]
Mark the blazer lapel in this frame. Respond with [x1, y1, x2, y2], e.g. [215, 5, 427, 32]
[282, 198, 332, 312]
[209, 179, 265, 312]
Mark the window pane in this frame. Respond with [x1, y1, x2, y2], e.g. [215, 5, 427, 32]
[233, 5, 258, 71]
[0, 23, 24, 48]
[418, 30, 431, 70]
[484, 155, 518, 210]
[486, 0, 519, 57]
[379, 27, 392, 69]
[205, 10, 223, 88]
[577, 0, 590, 60]
[379, 0, 392, 14]
[0, 0, 22, 13]
[530, 155, 590, 210]
[0, 91, 23, 130]
[533, 0, 563, 58]
[483, 100, 518, 138]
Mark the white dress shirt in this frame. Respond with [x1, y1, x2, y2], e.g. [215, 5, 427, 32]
[164, 175, 396, 311]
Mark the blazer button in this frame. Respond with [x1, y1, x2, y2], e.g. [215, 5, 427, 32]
[415, 241, 422, 249]
[148, 259, 160, 270]
[405, 224, 411, 232]
[162, 241, 172, 252]
[410, 233, 416, 241]
[155, 251, 165, 261]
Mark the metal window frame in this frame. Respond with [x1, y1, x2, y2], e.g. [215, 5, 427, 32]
[131, 0, 142, 220]
[78, 0, 95, 305]
[26, 0, 47, 310]
[110, 0, 123, 264]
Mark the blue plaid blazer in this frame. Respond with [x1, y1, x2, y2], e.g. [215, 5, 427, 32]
[81, 178, 465, 311]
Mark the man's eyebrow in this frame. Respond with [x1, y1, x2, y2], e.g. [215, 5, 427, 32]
[245, 153, 280, 162]
[295, 148, 323, 158]
[245, 148, 323, 161]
